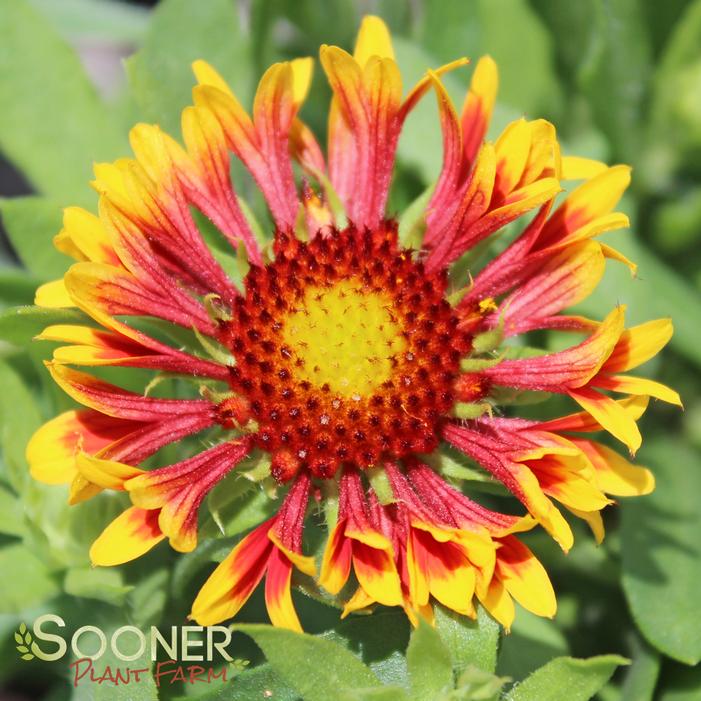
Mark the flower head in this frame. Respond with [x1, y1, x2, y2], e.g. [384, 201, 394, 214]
[28, 15, 678, 631]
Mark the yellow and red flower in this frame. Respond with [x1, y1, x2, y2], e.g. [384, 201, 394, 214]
[27, 15, 677, 631]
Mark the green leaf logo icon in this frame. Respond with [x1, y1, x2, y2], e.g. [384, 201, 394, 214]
[15, 622, 34, 661]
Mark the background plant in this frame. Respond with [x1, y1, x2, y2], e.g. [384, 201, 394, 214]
[0, 0, 699, 699]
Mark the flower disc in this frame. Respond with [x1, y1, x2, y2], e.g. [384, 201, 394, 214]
[221, 223, 471, 478]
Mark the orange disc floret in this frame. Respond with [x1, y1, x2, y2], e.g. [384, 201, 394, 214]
[219, 222, 472, 478]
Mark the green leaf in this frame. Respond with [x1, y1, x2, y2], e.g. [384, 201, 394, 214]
[64, 567, 132, 605]
[0, 305, 91, 347]
[497, 609, 569, 681]
[648, 0, 701, 174]
[503, 655, 628, 701]
[324, 608, 410, 687]
[577, 0, 652, 165]
[206, 472, 277, 539]
[340, 689, 409, 701]
[0, 360, 43, 493]
[233, 623, 386, 701]
[407, 620, 453, 701]
[529, 1, 598, 84]
[0, 543, 60, 613]
[0, 484, 26, 537]
[128, 568, 170, 628]
[657, 662, 701, 701]
[171, 537, 232, 601]
[126, 0, 251, 136]
[434, 604, 500, 674]
[454, 666, 510, 700]
[29, 0, 149, 43]
[620, 634, 660, 701]
[621, 438, 701, 664]
[171, 662, 297, 701]
[0, 0, 125, 204]
[0, 197, 67, 280]
[0, 267, 42, 308]
[419, 0, 561, 118]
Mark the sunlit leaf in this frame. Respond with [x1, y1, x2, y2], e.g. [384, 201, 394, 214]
[126, 0, 252, 135]
[0, 0, 125, 204]
[407, 620, 453, 700]
[621, 439, 701, 664]
[503, 655, 628, 701]
[234, 624, 393, 701]
[0, 197, 66, 280]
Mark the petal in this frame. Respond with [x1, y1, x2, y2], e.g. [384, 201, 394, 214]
[569, 386, 642, 454]
[251, 63, 307, 228]
[194, 59, 307, 230]
[509, 463, 574, 551]
[600, 241, 638, 275]
[352, 539, 403, 607]
[601, 318, 674, 373]
[46, 363, 214, 421]
[568, 507, 605, 544]
[550, 212, 631, 248]
[572, 438, 655, 496]
[560, 156, 608, 180]
[76, 452, 144, 490]
[39, 323, 228, 379]
[425, 70, 463, 229]
[321, 44, 402, 229]
[64, 261, 215, 336]
[461, 55, 498, 167]
[178, 104, 261, 262]
[443, 423, 574, 550]
[96, 412, 219, 467]
[539, 395, 649, 433]
[341, 586, 377, 618]
[539, 165, 631, 248]
[127, 440, 250, 553]
[498, 241, 605, 336]
[493, 118, 533, 200]
[319, 519, 353, 595]
[424, 142, 497, 267]
[26, 409, 131, 485]
[265, 548, 303, 631]
[531, 455, 612, 513]
[413, 528, 476, 616]
[495, 535, 556, 618]
[35, 279, 74, 308]
[593, 374, 682, 406]
[58, 207, 119, 265]
[479, 578, 515, 630]
[267, 529, 317, 577]
[90, 507, 165, 566]
[190, 519, 273, 626]
[484, 306, 625, 392]
[353, 15, 394, 65]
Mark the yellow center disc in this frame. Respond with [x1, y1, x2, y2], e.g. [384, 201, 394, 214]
[281, 279, 407, 397]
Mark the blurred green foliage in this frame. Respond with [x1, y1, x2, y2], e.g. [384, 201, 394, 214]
[0, 0, 700, 699]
